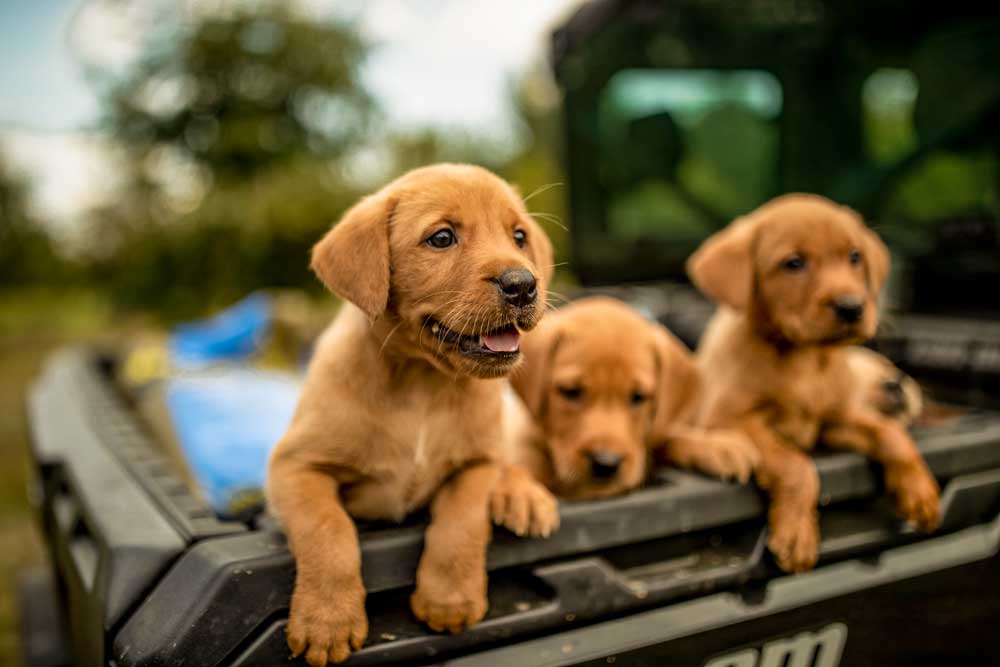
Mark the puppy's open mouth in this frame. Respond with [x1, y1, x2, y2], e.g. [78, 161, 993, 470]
[426, 319, 521, 357]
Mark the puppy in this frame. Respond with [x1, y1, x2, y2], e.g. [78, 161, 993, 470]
[266, 165, 559, 665]
[507, 296, 759, 500]
[687, 194, 941, 573]
[846, 346, 923, 426]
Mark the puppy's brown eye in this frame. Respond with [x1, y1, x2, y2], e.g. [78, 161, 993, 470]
[849, 249, 862, 266]
[630, 391, 648, 406]
[557, 385, 582, 401]
[513, 229, 526, 248]
[781, 255, 807, 272]
[426, 229, 456, 249]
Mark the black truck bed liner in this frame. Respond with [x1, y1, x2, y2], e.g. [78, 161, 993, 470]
[26, 338, 1000, 666]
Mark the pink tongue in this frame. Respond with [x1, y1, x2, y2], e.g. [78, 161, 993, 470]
[482, 328, 520, 352]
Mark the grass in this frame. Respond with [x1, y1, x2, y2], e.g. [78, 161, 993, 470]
[0, 288, 128, 667]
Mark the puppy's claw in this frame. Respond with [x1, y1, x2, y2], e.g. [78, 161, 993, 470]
[693, 431, 760, 484]
[885, 460, 941, 532]
[768, 512, 820, 573]
[411, 580, 488, 634]
[491, 467, 560, 538]
[286, 585, 368, 666]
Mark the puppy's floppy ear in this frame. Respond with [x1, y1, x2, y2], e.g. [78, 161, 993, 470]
[686, 216, 758, 310]
[650, 323, 701, 438]
[510, 316, 561, 419]
[526, 218, 555, 287]
[311, 192, 396, 318]
[859, 225, 891, 295]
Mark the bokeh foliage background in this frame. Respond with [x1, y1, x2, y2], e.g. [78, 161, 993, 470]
[0, 4, 569, 319]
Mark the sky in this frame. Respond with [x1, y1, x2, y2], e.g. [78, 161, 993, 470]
[0, 1, 100, 132]
[0, 0, 582, 231]
[0, 0, 580, 135]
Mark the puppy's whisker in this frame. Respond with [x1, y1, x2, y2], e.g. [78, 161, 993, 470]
[546, 294, 572, 306]
[545, 291, 573, 306]
[440, 301, 483, 367]
[521, 181, 563, 204]
[529, 211, 563, 222]
[442, 301, 477, 334]
[547, 289, 572, 302]
[458, 304, 489, 370]
[434, 299, 480, 337]
[436, 303, 472, 356]
[528, 211, 568, 232]
[424, 299, 479, 355]
[472, 302, 488, 332]
[413, 290, 467, 305]
[468, 304, 488, 341]
[417, 316, 434, 353]
[377, 320, 405, 361]
[533, 220, 566, 233]
[421, 298, 472, 354]
[434, 296, 476, 311]
[466, 304, 485, 336]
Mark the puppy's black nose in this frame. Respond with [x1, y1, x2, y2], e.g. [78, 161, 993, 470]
[882, 378, 904, 397]
[832, 297, 864, 323]
[881, 378, 906, 413]
[496, 269, 537, 308]
[589, 451, 623, 479]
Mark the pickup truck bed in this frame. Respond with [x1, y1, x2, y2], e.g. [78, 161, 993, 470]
[24, 299, 1000, 666]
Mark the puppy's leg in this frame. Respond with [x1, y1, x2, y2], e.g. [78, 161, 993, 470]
[823, 410, 940, 531]
[744, 415, 821, 573]
[655, 426, 760, 483]
[411, 462, 502, 633]
[268, 456, 367, 666]
[490, 463, 560, 537]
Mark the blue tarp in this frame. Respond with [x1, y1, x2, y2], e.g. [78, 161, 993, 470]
[162, 293, 302, 516]
[170, 292, 273, 368]
[164, 369, 301, 516]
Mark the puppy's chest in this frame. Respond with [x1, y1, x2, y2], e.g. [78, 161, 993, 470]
[784, 370, 837, 412]
[768, 358, 840, 448]
[342, 399, 500, 521]
[390, 417, 462, 493]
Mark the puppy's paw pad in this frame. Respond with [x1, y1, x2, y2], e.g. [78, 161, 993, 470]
[411, 586, 488, 634]
[287, 591, 367, 665]
[768, 515, 819, 574]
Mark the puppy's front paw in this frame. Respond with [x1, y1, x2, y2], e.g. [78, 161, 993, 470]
[697, 431, 761, 483]
[287, 582, 367, 665]
[490, 467, 560, 537]
[888, 461, 941, 532]
[411, 571, 488, 633]
[768, 511, 820, 574]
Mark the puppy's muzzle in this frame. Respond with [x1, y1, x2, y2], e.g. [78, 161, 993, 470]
[495, 269, 537, 308]
[588, 450, 623, 479]
[831, 296, 864, 324]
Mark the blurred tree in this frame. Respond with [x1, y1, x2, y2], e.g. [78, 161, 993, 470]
[500, 68, 570, 272]
[101, 3, 371, 181]
[0, 155, 64, 287]
[86, 3, 373, 317]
